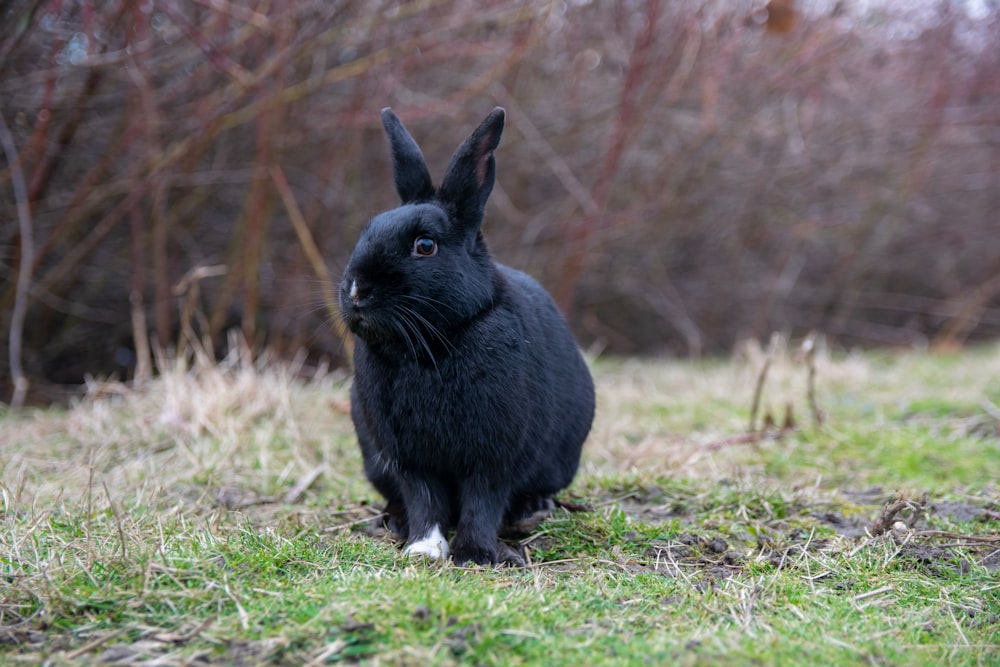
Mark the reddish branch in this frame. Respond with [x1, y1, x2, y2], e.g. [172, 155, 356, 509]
[555, 0, 663, 315]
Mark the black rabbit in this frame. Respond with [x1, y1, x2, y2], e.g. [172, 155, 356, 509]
[339, 107, 595, 566]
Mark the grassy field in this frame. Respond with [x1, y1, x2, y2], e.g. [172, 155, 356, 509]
[2, 340, 999, 666]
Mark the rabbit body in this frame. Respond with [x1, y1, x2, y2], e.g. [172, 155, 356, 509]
[341, 108, 594, 565]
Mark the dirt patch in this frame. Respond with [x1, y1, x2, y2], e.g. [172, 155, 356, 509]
[0, 626, 47, 648]
[928, 501, 986, 524]
[213, 638, 293, 666]
[809, 510, 871, 539]
[895, 543, 972, 578]
[983, 550, 1000, 572]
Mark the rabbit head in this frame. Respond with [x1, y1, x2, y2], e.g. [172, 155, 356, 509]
[339, 108, 506, 355]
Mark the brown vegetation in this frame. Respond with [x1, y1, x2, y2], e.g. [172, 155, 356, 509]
[1, 0, 998, 402]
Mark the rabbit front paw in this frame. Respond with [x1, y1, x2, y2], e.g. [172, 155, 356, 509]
[404, 525, 449, 561]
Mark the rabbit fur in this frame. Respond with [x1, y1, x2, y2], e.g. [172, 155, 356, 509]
[340, 107, 595, 566]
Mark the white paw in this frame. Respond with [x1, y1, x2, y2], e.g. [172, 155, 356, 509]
[404, 525, 449, 561]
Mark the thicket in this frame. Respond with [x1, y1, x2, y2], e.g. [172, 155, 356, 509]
[2, 0, 998, 403]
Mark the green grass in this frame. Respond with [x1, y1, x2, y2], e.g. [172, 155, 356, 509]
[2, 341, 999, 665]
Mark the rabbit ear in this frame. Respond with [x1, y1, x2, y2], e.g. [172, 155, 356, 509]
[381, 108, 435, 203]
[438, 107, 505, 230]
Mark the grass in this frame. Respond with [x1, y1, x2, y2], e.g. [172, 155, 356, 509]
[2, 340, 999, 666]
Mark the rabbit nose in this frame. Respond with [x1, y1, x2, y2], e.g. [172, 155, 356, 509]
[348, 278, 364, 306]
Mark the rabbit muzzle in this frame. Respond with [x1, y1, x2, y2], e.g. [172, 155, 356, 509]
[339, 276, 369, 334]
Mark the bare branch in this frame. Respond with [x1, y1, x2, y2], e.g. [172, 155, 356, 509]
[0, 111, 33, 407]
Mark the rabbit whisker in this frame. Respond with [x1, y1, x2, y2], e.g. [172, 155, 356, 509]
[399, 293, 461, 317]
[393, 306, 441, 371]
[401, 316, 451, 352]
[397, 304, 455, 354]
[388, 312, 420, 361]
[402, 309, 445, 366]
[304, 302, 335, 317]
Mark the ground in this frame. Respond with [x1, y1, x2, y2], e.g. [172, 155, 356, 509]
[1, 339, 998, 665]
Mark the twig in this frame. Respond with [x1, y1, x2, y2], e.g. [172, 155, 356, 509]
[749, 334, 779, 432]
[325, 512, 387, 534]
[852, 585, 895, 603]
[911, 530, 1000, 545]
[491, 84, 599, 218]
[554, 0, 664, 312]
[28, 67, 106, 202]
[270, 165, 353, 358]
[282, 465, 325, 504]
[85, 464, 95, 569]
[803, 332, 825, 426]
[158, 0, 254, 87]
[304, 639, 348, 667]
[128, 202, 152, 382]
[104, 481, 128, 560]
[173, 264, 227, 362]
[0, 111, 33, 407]
[128, 15, 173, 349]
[62, 628, 128, 660]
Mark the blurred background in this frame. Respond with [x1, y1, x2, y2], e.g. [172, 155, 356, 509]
[1, 0, 998, 403]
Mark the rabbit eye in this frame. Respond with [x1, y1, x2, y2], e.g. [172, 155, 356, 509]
[412, 236, 437, 257]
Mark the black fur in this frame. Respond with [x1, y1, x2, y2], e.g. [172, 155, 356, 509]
[340, 107, 595, 565]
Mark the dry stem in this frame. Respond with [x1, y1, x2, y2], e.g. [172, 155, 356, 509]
[0, 111, 32, 406]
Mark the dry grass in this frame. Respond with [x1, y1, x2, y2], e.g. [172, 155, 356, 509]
[6, 342, 353, 506]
